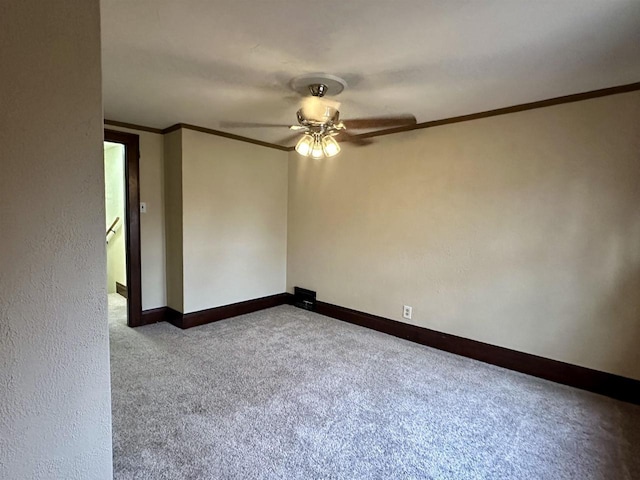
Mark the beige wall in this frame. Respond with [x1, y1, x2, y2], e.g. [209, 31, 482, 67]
[287, 91, 640, 380]
[164, 129, 184, 312]
[106, 125, 167, 310]
[181, 129, 288, 313]
[0, 0, 113, 478]
[103, 92, 638, 381]
[104, 142, 126, 293]
[117, 125, 288, 314]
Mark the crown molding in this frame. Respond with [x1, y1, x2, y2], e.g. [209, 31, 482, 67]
[162, 123, 290, 151]
[357, 81, 640, 140]
[104, 119, 164, 134]
[105, 81, 640, 151]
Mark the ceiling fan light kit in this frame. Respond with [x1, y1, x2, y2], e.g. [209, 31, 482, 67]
[295, 133, 341, 158]
[311, 137, 325, 159]
[322, 136, 340, 157]
[295, 134, 314, 156]
[224, 73, 417, 159]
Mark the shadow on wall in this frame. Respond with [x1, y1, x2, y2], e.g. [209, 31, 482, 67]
[561, 185, 640, 381]
[594, 265, 640, 378]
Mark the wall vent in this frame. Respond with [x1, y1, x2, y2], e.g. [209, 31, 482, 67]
[294, 287, 316, 311]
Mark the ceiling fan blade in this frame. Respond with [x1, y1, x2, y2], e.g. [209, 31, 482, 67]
[335, 130, 374, 147]
[276, 132, 303, 146]
[220, 121, 293, 128]
[342, 114, 417, 130]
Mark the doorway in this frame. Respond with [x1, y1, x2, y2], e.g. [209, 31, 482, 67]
[104, 129, 142, 327]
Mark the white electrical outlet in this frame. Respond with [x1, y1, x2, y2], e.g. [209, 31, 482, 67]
[403, 305, 412, 320]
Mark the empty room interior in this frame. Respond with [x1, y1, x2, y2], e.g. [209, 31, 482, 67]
[2, 1, 640, 479]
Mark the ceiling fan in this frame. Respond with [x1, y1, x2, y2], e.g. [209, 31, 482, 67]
[221, 74, 417, 159]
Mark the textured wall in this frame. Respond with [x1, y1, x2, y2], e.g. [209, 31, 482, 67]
[107, 125, 167, 309]
[287, 91, 640, 380]
[0, 0, 113, 478]
[181, 129, 288, 313]
[104, 143, 127, 293]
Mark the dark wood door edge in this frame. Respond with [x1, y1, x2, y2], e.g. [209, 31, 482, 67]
[312, 301, 640, 405]
[104, 128, 142, 327]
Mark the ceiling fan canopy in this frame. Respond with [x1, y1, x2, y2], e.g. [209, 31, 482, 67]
[221, 73, 417, 158]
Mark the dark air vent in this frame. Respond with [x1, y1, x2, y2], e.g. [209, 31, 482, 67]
[294, 287, 316, 311]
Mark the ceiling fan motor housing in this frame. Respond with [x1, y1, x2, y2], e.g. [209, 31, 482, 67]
[289, 74, 347, 131]
[297, 107, 340, 129]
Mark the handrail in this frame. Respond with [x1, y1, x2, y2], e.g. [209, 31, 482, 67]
[106, 217, 120, 237]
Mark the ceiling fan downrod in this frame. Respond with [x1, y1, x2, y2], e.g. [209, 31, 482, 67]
[309, 84, 328, 97]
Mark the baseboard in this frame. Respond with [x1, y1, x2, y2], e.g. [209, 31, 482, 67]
[313, 301, 640, 405]
[167, 293, 292, 329]
[140, 306, 169, 326]
[116, 282, 128, 299]
[138, 294, 639, 403]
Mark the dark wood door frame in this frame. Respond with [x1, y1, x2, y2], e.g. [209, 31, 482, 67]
[104, 129, 142, 327]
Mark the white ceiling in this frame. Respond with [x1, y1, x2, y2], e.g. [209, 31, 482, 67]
[101, 1, 640, 146]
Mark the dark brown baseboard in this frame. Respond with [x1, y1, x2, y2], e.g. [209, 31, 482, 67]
[139, 306, 170, 326]
[167, 293, 291, 329]
[115, 282, 128, 299]
[139, 293, 638, 403]
[139, 293, 292, 329]
[313, 301, 640, 405]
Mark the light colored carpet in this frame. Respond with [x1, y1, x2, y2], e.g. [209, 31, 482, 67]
[108, 294, 640, 479]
